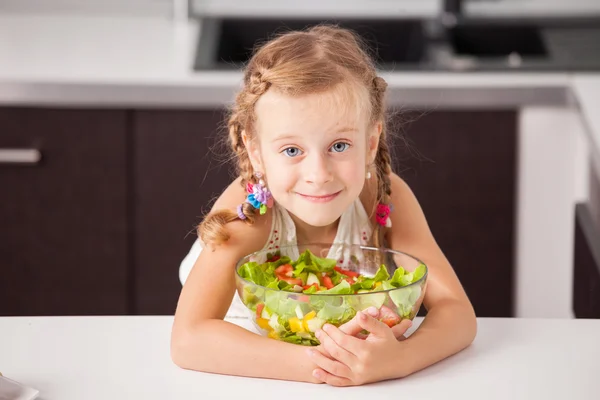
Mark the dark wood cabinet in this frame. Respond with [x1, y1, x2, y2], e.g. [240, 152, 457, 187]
[395, 111, 517, 317]
[573, 203, 600, 318]
[0, 108, 129, 316]
[132, 110, 231, 314]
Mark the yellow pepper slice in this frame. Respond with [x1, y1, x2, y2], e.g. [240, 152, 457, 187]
[302, 311, 317, 331]
[256, 317, 273, 331]
[289, 317, 305, 332]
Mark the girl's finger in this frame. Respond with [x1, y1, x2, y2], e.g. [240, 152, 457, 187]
[390, 319, 413, 340]
[306, 348, 352, 379]
[322, 323, 365, 356]
[338, 307, 379, 337]
[317, 327, 358, 366]
[356, 311, 391, 338]
[313, 368, 354, 387]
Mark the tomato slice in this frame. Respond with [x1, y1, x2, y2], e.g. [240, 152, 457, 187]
[275, 264, 293, 275]
[302, 283, 320, 290]
[379, 305, 401, 327]
[277, 273, 303, 286]
[322, 275, 334, 289]
[268, 255, 281, 262]
[256, 303, 265, 319]
[334, 266, 359, 278]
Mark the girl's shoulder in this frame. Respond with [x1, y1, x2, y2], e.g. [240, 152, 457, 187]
[209, 176, 273, 254]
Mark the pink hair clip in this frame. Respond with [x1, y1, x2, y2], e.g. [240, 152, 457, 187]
[376, 203, 392, 228]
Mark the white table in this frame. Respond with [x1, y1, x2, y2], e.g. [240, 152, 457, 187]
[1, 316, 599, 399]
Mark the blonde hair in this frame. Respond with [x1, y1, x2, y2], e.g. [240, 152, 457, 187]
[199, 24, 393, 249]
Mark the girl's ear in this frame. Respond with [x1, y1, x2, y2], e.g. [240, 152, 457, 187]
[241, 130, 263, 172]
[367, 121, 383, 163]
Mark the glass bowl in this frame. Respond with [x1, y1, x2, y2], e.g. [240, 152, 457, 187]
[235, 243, 428, 346]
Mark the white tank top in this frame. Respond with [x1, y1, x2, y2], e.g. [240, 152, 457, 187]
[179, 198, 374, 318]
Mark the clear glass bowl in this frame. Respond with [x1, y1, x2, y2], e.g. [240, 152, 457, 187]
[235, 243, 428, 346]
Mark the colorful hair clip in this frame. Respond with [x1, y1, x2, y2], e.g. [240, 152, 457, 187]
[237, 204, 247, 220]
[376, 203, 392, 228]
[240, 172, 273, 217]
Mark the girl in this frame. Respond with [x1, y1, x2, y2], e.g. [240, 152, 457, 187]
[171, 24, 477, 386]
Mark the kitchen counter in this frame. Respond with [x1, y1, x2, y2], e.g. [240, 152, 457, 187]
[0, 14, 573, 109]
[1, 316, 599, 399]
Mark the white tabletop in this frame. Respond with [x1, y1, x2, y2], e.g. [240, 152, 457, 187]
[1, 316, 599, 399]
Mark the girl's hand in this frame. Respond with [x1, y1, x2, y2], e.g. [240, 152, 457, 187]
[337, 307, 412, 341]
[306, 311, 413, 386]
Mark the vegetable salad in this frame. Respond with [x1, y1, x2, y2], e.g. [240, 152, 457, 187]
[237, 249, 426, 346]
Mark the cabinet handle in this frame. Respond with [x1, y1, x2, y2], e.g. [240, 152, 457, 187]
[0, 149, 42, 165]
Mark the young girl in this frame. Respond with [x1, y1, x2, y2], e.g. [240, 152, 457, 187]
[171, 24, 477, 386]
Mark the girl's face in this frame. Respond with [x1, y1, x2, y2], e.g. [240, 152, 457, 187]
[245, 86, 380, 228]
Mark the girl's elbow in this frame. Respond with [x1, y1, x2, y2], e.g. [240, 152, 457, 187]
[170, 327, 191, 369]
[170, 322, 215, 372]
[464, 304, 478, 346]
[170, 324, 203, 370]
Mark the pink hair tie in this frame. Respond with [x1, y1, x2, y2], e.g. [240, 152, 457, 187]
[376, 203, 392, 228]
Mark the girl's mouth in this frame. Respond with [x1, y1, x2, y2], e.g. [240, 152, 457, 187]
[297, 191, 341, 203]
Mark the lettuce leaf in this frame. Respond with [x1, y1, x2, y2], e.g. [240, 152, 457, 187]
[292, 250, 336, 276]
[264, 291, 310, 318]
[316, 302, 356, 324]
[322, 280, 353, 295]
[372, 264, 390, 282]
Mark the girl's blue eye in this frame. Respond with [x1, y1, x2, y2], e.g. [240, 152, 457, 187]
[331, 142, 350, 153]
[283, 147, 303, 157]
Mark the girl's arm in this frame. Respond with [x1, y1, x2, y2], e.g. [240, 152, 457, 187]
[386, 173, 477, 376]
[309, 174, 477, 386]
[170, 182, 320, 383]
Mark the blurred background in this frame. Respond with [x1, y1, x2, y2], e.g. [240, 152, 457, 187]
[0, 0, 599, 320]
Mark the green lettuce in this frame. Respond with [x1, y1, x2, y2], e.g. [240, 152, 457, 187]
[292, 250, 336, 276]
[383, 281, 422, 318]
[264, 291, 312, 318]
[316, 302, 356, 324]
[322, 280, 353, 295]
[372, 265, 390, 282]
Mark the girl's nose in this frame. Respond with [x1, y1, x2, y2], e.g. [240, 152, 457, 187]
[304, 152, 333, 186]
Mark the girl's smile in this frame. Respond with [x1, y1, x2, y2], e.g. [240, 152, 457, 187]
[296, 190, 342, 203]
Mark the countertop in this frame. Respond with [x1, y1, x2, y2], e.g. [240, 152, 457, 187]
[1, 316, 599, 399]
[0, 13, 574, 109]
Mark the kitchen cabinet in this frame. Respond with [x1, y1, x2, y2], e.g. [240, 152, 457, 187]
[0, 107, 129, 316]
[397, 111, 517, 317]
[132, 110, 229, 314]
[573, 203, 600, 318]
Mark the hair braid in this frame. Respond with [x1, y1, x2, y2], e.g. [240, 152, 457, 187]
[369, 75, 393, 248]
[197, 73, 273, 248]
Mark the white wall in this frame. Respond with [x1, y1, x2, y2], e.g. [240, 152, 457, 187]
[515, 107, 590, 318]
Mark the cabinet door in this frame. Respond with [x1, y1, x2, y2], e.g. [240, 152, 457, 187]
[133, 110, 230, 315]
[0, 108, 128, 315]
[394, 111, 517, 317]
[573, 203, 600, 318]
